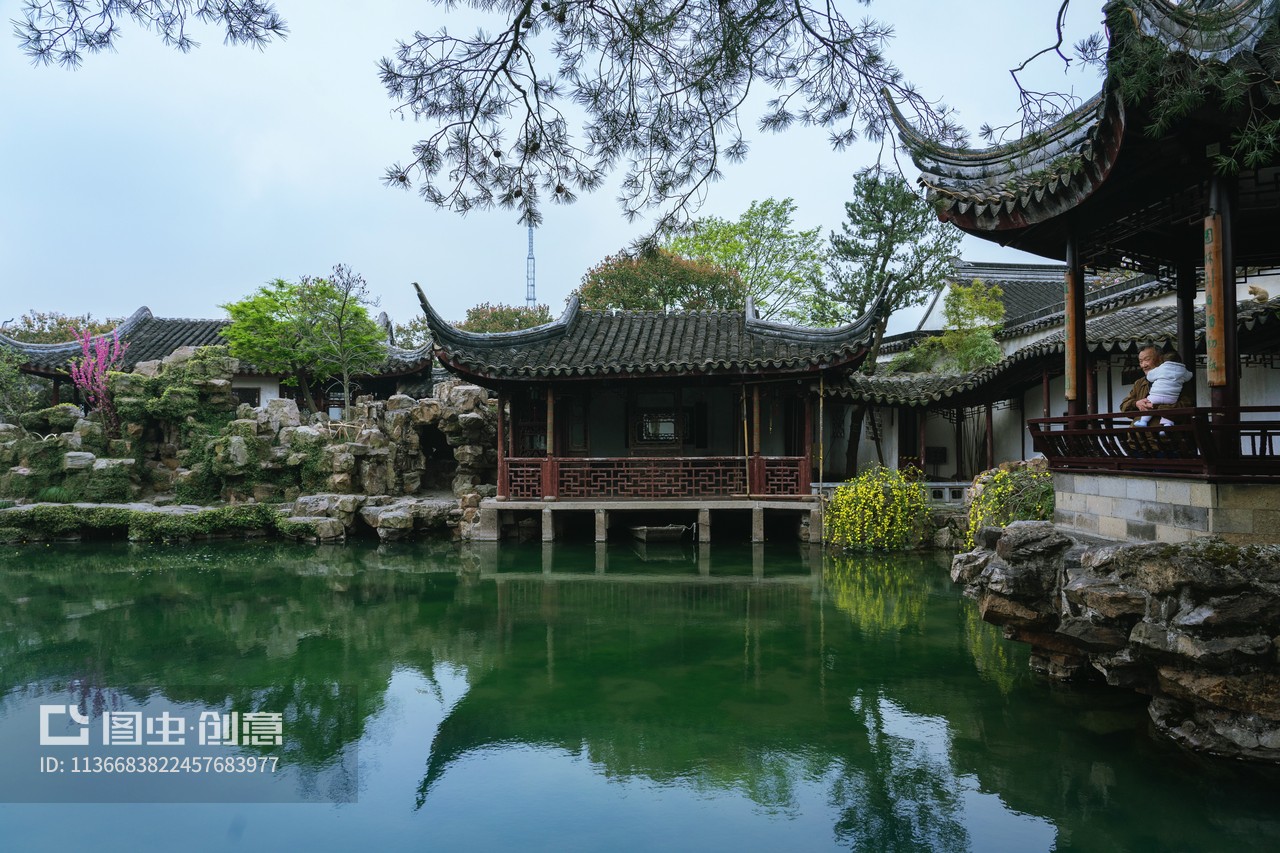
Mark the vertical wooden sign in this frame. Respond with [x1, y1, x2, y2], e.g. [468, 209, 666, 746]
[1204, 212, 1226, 387]
[1064, 267, 1078, 401]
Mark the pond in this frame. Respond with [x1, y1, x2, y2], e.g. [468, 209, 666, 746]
[0, 539, 1276, 852]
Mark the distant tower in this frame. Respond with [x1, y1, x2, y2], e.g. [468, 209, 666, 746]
[526, 225, 536, 308]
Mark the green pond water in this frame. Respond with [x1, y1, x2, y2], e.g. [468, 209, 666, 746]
[0, 539, 1276, 852]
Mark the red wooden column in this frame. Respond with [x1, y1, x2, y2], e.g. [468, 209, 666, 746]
[745, 386, 761, 494]
[496, 390, 508, 499]
[802, 393, 813, 493]
[1206, 176, 1240, 410]
[1065, 231, 1088, 416]
[1086, 356, 1099, 414]
[1042, 370, 1051, 418]
[542, 386, 559, 499]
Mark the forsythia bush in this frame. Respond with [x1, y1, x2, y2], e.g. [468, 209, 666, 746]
[825, 466, 930, 551]
[966, 464, 1055, 547]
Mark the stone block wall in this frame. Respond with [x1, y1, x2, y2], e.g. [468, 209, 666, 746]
[1053, 473, 1280, 545]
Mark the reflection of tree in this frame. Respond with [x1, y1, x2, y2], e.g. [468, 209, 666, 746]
[830, 694, 970, 853]
[825, 552, 929, 636]
[0, 540, 497, 777]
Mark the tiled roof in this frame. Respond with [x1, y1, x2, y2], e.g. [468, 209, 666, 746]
[892, 0, 1280, 231]
[834, 294, 1280, 408]
[0, 307, 432, 377]
[416, 284, 888, 381]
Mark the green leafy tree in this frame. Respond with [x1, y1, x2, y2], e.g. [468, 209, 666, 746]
[890, 279, 1005, 374]
[808, 168, 961, 476]
[2, 311, 121, 344]
[0, 347, 40, 424]
[456, 303, 553, 333]
[575, 249, 745, 312]
[221, 268, 386, 416]
[222, 279, 325, 413]
[665, 198, 825, 321]
[300, 265, 387, 417]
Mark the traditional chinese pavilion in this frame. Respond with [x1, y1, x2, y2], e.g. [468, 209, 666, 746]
[891, 0, 1280, 542]
[415, 284, 887, 542]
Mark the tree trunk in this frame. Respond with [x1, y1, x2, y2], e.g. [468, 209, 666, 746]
[294, 367, 321, 415]
[842, 319, 889, 478]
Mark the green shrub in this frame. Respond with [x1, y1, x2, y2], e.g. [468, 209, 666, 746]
[35, 485, 77, 503]
[966, 465, 1055, 547]
[825, 466, 931, 551]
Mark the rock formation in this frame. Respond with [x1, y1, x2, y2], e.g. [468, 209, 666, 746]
[955, 522, 1280, 762]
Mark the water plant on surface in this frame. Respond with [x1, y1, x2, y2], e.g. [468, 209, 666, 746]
[966, 464, 1055, 548]
[824, 466, 930, 551]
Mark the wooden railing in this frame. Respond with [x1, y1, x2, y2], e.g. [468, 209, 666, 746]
[502, 456, 808, 499]
[1027, 407, 1280, 480]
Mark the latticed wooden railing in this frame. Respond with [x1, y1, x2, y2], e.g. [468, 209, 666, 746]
[502, 456, 808, 499]
[1027, 407, 1280, 480]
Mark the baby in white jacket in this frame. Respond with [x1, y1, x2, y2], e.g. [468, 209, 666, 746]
[1134, 356, 1193, 427]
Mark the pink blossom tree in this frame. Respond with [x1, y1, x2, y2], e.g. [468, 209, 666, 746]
[69, 330, 128, 436]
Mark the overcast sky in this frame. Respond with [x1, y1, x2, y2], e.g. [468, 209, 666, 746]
[0, 1, 1104, 335]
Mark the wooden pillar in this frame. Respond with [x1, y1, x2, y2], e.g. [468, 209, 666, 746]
[496, 390, 508, 499]
[1207, 176, 1240, 410]
[953, 408, 963, 479]
[1086, 357, 1098, 414]
[542, 386, 558, 499]
[1065, 231, 1088, 415]
[802, 394, 813, 489]
[1176, 260, 1198, 397]
[1042, 370, 1051, 418]
[751, 386, 761, 454]
[984, 402, 994, 471]
[917, 410, 927, 469]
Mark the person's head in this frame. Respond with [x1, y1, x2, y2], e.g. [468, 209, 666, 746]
[1138, 346, 1163, 373]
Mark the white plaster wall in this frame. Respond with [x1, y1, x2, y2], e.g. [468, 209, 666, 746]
[232, 376, 281, 406]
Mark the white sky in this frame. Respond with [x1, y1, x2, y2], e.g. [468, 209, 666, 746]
[0, 1, 1105, 335]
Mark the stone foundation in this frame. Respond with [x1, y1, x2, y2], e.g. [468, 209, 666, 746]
[1052, 472, 1280, 545]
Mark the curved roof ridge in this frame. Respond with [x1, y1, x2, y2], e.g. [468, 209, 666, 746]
[892, 90, 1108, 179]
[746, 279, 893, 343]
[1124, 0, 1280, 61]
[0, 306, 153, 354]
[414, 283, 579, 349]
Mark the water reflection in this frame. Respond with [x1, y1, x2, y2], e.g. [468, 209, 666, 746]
[0, 541, 1277, 850]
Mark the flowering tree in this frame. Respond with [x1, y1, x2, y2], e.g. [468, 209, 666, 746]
[69, 330, 128, 436]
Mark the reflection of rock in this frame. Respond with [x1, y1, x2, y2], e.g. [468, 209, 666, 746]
[957, 529, 1280, 763]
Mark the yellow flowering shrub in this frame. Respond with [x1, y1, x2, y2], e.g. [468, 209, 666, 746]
[966, 465, 1054, 548]
[825, 466, 930, 551]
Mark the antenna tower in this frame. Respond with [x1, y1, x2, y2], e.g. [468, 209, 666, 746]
[526, 225, 536, 307]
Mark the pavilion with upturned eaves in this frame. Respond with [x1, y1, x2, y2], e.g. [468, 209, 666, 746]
[414, 284, 889, 543]
[890, 0, 1280, 543]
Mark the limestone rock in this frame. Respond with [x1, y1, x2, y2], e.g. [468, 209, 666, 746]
[62, 451, 96, 470]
